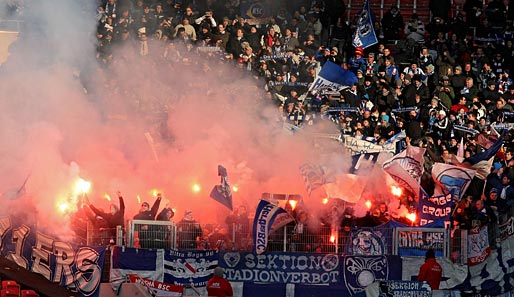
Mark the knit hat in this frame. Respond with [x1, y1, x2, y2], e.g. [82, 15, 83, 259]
[493, 162, 503, 171]
[355, 47, 364, 56]
[381, 114, 390, 122]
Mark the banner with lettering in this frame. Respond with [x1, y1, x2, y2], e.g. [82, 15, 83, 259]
[219, 251, 341, 285]
[468, 225, 490, 266]
[163, 250, 219, 287]
[252, 200, 289, 255]
[0, 216, 106, 297]
[343, 136, 396, 156]
[418, 190, 453, 226]
[127, 274, 183, 296]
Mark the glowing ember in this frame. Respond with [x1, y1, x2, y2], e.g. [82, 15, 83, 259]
[152, 189, 159, 197]
[104, 194, 111, 202]
[322, 198, 329, 204]
[192, 184, 201, 193]
[407, 212, 417, 223]
[57, 201, 70, 214]
[330, 235, 336, 243]
[137, 195, 141, 204]
[74, 178, 91, 195]
[365, 200, 372, 210]
[232, 185, 238, 192]
[288, 200, 298, 210]
[391, 186, 402, 197]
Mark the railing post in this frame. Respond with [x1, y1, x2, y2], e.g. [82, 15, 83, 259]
[283, 225, 287, 252]
[116, 225, 123, 246]
[127, 220, 133, 248]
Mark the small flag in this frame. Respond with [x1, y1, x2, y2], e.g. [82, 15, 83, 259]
[352, 0, 378, 49]
[210, 165, 233, 210]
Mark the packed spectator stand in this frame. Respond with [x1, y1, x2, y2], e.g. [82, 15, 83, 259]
[6, 0, 514, 293]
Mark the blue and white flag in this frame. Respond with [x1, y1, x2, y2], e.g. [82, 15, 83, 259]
[352, 0, 378, 49]
[110, 247, 164, 291]
[163, 250, 219, 287]
[210, 165, 233, 210]
[418, 190, 453, 226]
[432, 162, 475, 201]
[299, 163, 335, 195]
[308, 61, 358, 92]
[382, 145, 426, 197]
[252, 200, 289, 255]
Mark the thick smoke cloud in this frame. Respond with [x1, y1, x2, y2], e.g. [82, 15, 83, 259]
[0, 0, 397, 240]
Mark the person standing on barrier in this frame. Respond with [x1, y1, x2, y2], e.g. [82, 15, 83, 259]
[207, 267, 233, 297]
[87, 191, 125, 244]
[133, 193, 162, 248]
[417, 248, 442, 290]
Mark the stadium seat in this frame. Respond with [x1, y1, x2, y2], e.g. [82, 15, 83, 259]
[1, 288, 20, 297]
[21, 290, 38, 297]
[0, 281, 18, 290]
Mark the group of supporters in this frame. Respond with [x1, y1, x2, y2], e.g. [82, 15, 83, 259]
[71, 0, 514, 253]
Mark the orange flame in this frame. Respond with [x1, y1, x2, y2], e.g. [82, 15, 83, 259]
[137, 195, 141, 204]
[288, 200, 298, 210]
[74, 178, 91, 195]
[407, 212, 417, 223]
[57, 201, 70, 214]
[192, 184, 201, 193]
[330, 235, 336, 243]
[391, 186, 402, 197]
[232, 185, 239, 192]
[104, 194, 111, 202]
[365, 200, 372, 210]
[322, 198, 329, 204]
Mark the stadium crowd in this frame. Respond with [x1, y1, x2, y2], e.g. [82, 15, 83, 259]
[20, 0, 514, 253]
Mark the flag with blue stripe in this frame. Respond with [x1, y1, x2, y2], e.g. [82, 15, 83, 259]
[253, 200, 289, 255]
[352, 0, 378, 49]
[308, 61, 358, 92]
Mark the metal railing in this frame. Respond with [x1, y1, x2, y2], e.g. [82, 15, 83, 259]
[393, 227, 450, 258]
[0, 19, 23, 32]
[127, 220, 177, 249]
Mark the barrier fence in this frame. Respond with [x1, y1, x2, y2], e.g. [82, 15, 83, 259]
[86, 220, 466, 262]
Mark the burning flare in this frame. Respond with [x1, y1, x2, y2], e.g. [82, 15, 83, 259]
[407, 212, 417, 223]
[365, 200, 372, 210]
[192, 184, 201, 193]
[232, 185, 239, 192]
[104, 194, 111, 202]
[288, 199, 298, 210]
[322, 198, 329, 204]
[391, 186, 402, 197]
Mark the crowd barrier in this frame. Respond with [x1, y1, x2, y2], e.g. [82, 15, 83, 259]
[85, 220, 465, 262]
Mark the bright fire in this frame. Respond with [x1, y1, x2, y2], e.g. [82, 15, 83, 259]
[104, 194, 111, 202]
[330, 235, 336, 243]
[322, 198, 329, 204]
[74, 178, 91, 195]
[137, 195, 141, 204]
[57, 201, 70, 214]
[151, 189, 159, 197]
[365, 200, 372, 210]
[192, 184, 201, 193]
[407, 212, 417, 223]
[288, 200, 298, 210]
[232, 185, 238, 192]
[391, 186, 402, 197]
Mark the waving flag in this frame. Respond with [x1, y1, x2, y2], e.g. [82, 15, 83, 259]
[418, 190, 453, 226]
[352, 0, 378, 49]
[308, 61, 358, 92]
[432, 163, 475, 200]
[382, 145, 426, 196]
[253, 200, 289, 255]
[299, 163, 335, 195]
[210, 165, 233, 210]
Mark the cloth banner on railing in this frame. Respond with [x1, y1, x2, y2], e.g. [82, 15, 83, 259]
[127, 274, 184, 296]
[0, 216, 106, 297]
[163, 250, 219, 287]
[467, 225, 490, 266]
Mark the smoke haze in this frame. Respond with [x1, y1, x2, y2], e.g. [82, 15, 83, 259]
[0, 0, 398, 239]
